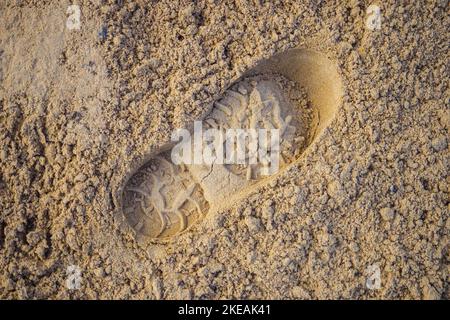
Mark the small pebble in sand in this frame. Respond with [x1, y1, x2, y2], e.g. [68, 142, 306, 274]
[380, 207, 395, 221]
[245, 216, 262, 233]
[431, 136, 447, 152]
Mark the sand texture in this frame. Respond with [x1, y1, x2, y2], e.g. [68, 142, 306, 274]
[0, 1, 448, 299]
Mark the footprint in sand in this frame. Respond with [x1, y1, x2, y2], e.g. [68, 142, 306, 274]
[119, 49, 343, 242]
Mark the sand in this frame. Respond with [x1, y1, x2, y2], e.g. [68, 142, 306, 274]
[0, 1, 448, 299]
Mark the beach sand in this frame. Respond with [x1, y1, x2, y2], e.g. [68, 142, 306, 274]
[0, 1, 448, 299]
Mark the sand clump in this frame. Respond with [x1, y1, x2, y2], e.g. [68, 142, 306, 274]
[0, 1, 448, 299]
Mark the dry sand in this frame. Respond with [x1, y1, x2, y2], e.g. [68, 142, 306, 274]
[0, 1, 448, 299]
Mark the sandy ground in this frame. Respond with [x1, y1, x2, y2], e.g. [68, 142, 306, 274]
[0, 1, 448, 299]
